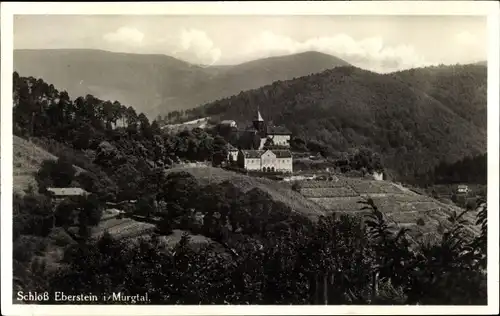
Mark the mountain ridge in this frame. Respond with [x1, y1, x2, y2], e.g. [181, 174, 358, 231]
[14, 49, 351, 118]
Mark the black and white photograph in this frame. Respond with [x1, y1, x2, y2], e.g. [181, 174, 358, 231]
[1, 1, 499, 315]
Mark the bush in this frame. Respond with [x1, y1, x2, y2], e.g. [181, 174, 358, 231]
[48, 227, 77, 247]
[292, 181, 302, 192]
[13, 235, 48, 263]
[157, 218, 174, 235]
[416, 218, 426, 226]
[466, 199, 477, 210]
[35, 157, 77, 189]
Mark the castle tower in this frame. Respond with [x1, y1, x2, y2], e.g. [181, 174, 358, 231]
[252, 108, 265, 134]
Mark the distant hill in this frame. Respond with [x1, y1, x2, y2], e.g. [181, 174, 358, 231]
[183, 64, 487, 180]
[13, 49, 350, 118]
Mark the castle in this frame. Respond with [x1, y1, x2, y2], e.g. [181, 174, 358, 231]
[227, 109, 293, 173]
[247, 109, 292, 150]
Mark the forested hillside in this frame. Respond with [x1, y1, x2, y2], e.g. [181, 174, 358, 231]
[391, 64, 487, 129]
[12, 71, 233, 201]
[182, 64, 487, 181]
[14, 49, 350, 118]
[415, 153, 487, 187]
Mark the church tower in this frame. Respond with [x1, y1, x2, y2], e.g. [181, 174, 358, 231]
[252, 108, 265, 134]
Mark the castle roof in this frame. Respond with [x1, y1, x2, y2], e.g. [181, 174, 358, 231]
[272, 150, 293, 158]
[266, 125, 292, 135]
[226, 143, 238, 151]
[254, 110, 264, 122]
[241, 150, 265, 158]
[241, 149, 292, 159]
[47, 187, 89, 197]
[220, 120, 236, 126]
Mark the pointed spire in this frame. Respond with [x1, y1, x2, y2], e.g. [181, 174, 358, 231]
[255, 106, 264, 122]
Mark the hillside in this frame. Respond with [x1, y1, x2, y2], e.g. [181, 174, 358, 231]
[164, 165, 327, 220]
[183, 65, 487, 180]
[13, 135, 85, 194]
[390, 64, 487, 129]
[164, 165, 480, 244]
[13, 49, 350, 118]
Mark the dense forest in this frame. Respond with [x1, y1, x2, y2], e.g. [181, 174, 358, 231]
[179, 64, 487, 182]
[391, 64, 487, 129]
[414, 153, 487, 187]
[12, 72, 488, 305]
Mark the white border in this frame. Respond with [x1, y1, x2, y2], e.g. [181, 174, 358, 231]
[1, 1, 499, 315]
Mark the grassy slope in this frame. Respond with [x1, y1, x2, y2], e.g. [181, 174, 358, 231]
[165, 165, 327, 219]
[14, 49, 350, 118]
[13, 135, 86, 194]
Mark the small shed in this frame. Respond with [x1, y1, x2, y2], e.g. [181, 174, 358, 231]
[46, 187, 89, 201]
[457, 185, 470, 194]
[219, 120, 237, 128]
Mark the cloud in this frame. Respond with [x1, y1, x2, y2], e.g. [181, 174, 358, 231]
[103, 27, 145, 46]
[454, 31, 478, 46]
[240, 31, 433, 73]
[443, 31, 486, 64]
[172, 29, 221, 66]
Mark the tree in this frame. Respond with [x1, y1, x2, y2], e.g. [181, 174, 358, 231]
[290, 137, 308, 152]
[291, 181, 302, 192]
[351, 148, 383, 174]
[112, 163, 142, 201]
[138, 113, 153, 140]
[76, 194, 102, 232]
[75, 171, 118, 202]
[237, 151, 245, 169]
[251, 134, 261, 150]
[136, 195, 156, 218]
[263, 137, 274, 150]
[36, 157, 77, 190]
[159, 171, 200, 222]
[212, 135, 228, 166]
[54, 198, 78, 228]
[13, 193, 54, 237]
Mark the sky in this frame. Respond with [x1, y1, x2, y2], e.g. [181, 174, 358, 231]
[14, 15, 487, 73]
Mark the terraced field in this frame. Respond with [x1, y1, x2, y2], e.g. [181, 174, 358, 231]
[92, 217, 156, 240]
[300, 187, 358, 198]
[298, 177, 480, 242]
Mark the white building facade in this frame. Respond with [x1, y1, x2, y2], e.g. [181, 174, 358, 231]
[265, 126, 291, 148]
[226, 143, 239, 162]
[239, 149, 293, 173]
